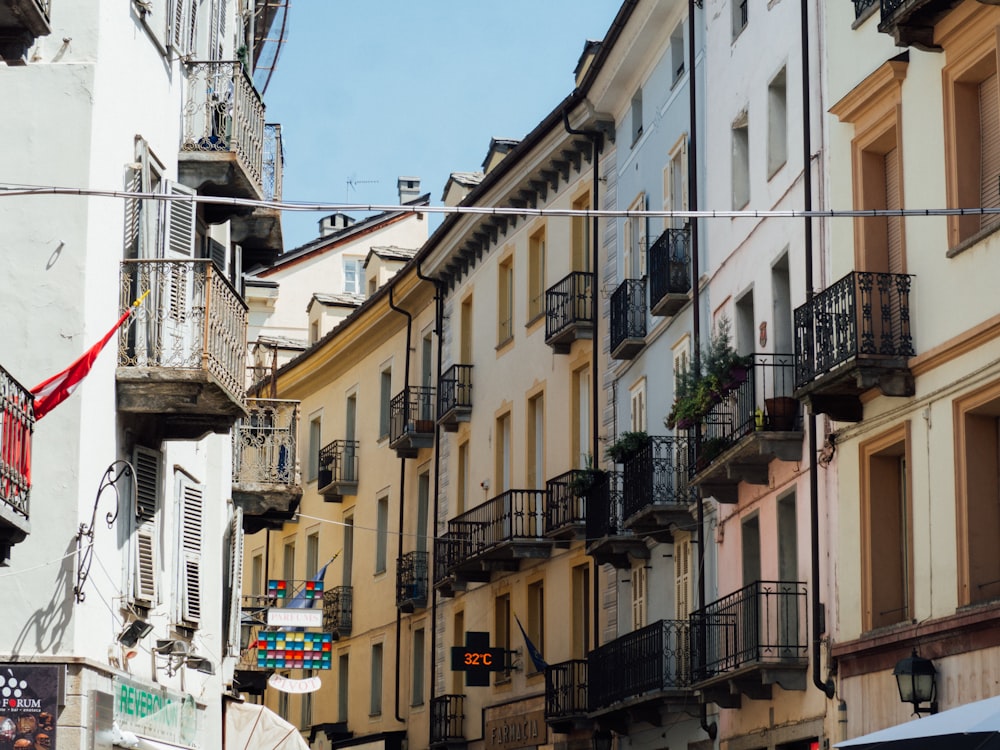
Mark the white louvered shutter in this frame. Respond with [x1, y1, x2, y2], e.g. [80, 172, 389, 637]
[227, 507, 244, 655]
[123, 165, 142, 259]
[160, 181, 196, 259]
[884, 147, 903, 274]
[981, 73, 1000, 233]
[179, 477, 204, 626]
[631, 564, 647, 630]
[170, 0, 198, 54]
[133, 446, 161, 604]
[675, 535, 691, 620]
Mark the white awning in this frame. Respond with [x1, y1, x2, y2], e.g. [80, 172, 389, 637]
[226, 701, 310, 750]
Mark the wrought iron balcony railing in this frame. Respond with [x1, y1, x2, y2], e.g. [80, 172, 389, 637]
[0, 365, 33, 520]
[585, 471, 624, 541]
[430, 694, 465, 745]
[118, 259, 248, 409]
[545, 659, 588, 724]
[447, 489, 549, 560]
[389, 385, 435, 454]
[396, 550, 429, 612]
[182, 60, 265, 191]
[322, 585, 353, 639]
[854, 0, 876, 18]
[690, 580, 807, 683]
[262, 123, 283, 202]
[545, 470, 592, 537]
[438, 364, 472, 430]
[648, 227, 691, 316]
[794, 271, 914, 389]
[317, 440, 359, 499]
[610, 278, 647, 359]
[545, 271, 594, 351]
[232, 399, 298, 486]
[433, 530, 469, 588]
[588, 619, 692, 710]
[622, 435, 695, 523]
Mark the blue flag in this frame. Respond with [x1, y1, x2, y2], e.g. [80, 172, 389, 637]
[287, 554, 338, 609]
[514, 614, 547, 672]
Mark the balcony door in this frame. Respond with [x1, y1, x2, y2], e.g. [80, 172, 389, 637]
[158, 181, 198, 365]
[777, 494, 799, 657]
[345, 394, 357, 482]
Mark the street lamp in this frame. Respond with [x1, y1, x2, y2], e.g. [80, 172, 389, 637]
[893, 649, 938, 716]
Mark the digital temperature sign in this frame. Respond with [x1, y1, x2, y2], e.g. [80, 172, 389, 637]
[450, 631, 506, 687]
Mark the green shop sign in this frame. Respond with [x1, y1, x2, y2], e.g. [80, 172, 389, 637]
[112, 677, 201, 748]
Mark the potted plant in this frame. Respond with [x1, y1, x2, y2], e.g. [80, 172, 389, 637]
[605, 431, 650, 464]
[566, 458, 607, 497]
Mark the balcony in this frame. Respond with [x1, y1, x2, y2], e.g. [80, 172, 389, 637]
[232, 398, 301, 534]
[396, 550, 428, 613]
[0, 366, 33, 566]
[688, 355, 804, 504]
[545, 470, 591, 541]
[794, 271, 914, 422]
[545, 660, 588, 734]
[878, 0, 961, 50]
[691, 581, 808, 707]
[234, 597, 271, 696]
[117, 259, 247, 439]
[853, 0, 877, 18]
[179, 60, 265, 213]
[0, 0, 49, 63]
[438, 364, 472, 432]
[622, 436, 696, 541]
[389, 386, 435, 458]
[648, 227, 691, 317]
[545, 272, 595, 353]
[322, 586, 352, 640]
[430, 694, 466, 749]
[317, 440, 358, 502]
[586, 472, 649, 568]
[610, 278, 647, 360]
[588, 620, 692, 725]
[230, 123, 284, 268]
[443, 490, 552, 585]
[433, 530, 483, 597]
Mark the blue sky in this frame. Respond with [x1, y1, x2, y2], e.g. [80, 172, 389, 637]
[263, 1, 623, 251]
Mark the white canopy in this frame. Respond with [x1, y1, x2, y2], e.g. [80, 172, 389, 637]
[226, 701, 310, 750]
[836, 695, 1000, 750]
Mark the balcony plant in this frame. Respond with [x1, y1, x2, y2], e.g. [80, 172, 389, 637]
[666, 317, 751, 430]
[605, 431, 650, 464]
[566, 456, 607, 497]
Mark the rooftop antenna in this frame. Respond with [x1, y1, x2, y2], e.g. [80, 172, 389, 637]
[346, 176, 378, 203]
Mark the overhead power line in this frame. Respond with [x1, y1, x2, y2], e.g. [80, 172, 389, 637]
[2, 183, 999, 220]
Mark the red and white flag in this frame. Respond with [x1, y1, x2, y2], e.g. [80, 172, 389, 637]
[31, 291, 149, 420]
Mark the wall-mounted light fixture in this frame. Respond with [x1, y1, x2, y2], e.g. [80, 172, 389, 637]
[893, 649, 938, 716]
[117, 620, 153, 648]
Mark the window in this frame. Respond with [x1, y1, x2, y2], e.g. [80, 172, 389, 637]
[527, 580, 545, 674]
[343, 257, 363, 294]
[130, 446, 161, 605]
[631, 564, 647, 630]
[777, 493, 798, 582]
[623, 194, 646, 279]
[673, 336, 691, 397]
[176, 472, 204, 627]
[494, 593, 511, 682]
[830, 57, 907, 271]
[732, 114, 750, 209]
[528, 228, 546, 321]
[631, 88, 643, 144]
[370, 643, 384, 715]
[664, 136, 688, 230]
[860, 424, 912, 628]
[457, 440, 469, 516]
[417, 472, 430, 554]
[675, 532, 692, 620]
[170, 0, 197, 54]
[301, 669, 313, 728]
[283, 539, 295, 580]
[379, 367, 392, 439]
[451, 611, 465, 693]
[768, 67, 788, 178]
[571, 564, 590, 659]
[123, 140, 165, 260]
[571, 193, 591, 272]
[278, 690, 289, 720]
[411, 628, 425, 706]
[342, 515, 354, 586]
[306, 532, 320, 579]
[309, 320, 319, 345]
[956, 382, 1000, 607]
[940, 9, 1000, 247]
[251, 553, 263, 596]
[338, 653, 350, 721]
[495, 411, 512, 493]
[527, 392, 544, 487]
[572, 367, 591, 470]
[308, 416, 321, 482]
[629, 378, 647, 433]
[460, 295, 474, 362]
[733, 0, 748, 39]
[498, 256, 514, 345]
[375, 496, 389, 574]
[670, 21, 685, 84]
[742, 514, 761, 586]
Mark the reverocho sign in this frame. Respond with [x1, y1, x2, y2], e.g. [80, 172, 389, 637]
[0, 665, 60, 750]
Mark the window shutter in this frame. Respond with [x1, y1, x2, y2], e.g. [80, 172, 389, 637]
[123, 165, 142, 259]
[631, 565, 646, 629]
[160, 180, 196, 259]
[179, 478, 204, 626]
[170, 0, 197, 55]
[227, 507, 244, 655]
[980, 73, 1000, 233]
[133, 446, 161, 604]
[675, 535, 691, 619]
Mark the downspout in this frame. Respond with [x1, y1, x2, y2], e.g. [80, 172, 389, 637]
[562, 108, 603, 649]
[801, 0, 836, 700]
[687, 0, 715, 740]
[388, 285, 413, 722]
[415, 261, 445, 738]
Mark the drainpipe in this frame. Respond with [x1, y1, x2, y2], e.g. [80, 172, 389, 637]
[687, 0, 715, 740]
[801, 0, 836, 700]
[562, 108, 603, 649]
[415, 261, 445, 737]
[388, 285, 413, 722]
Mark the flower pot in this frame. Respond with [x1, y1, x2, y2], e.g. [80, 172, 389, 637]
[764, 396, 799, 431]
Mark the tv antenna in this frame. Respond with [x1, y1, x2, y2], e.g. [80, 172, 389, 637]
[346, 176, 378, 202]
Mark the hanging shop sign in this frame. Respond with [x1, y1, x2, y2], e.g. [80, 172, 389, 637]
[266, 608, 324, 629]
[112, 677, 201, 749]
[267, 674, 322, 694]
[0, 665, 61, 750]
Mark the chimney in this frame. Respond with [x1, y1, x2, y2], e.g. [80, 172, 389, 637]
[318, 213, 356, 237]
[397, 176, 421, 204]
